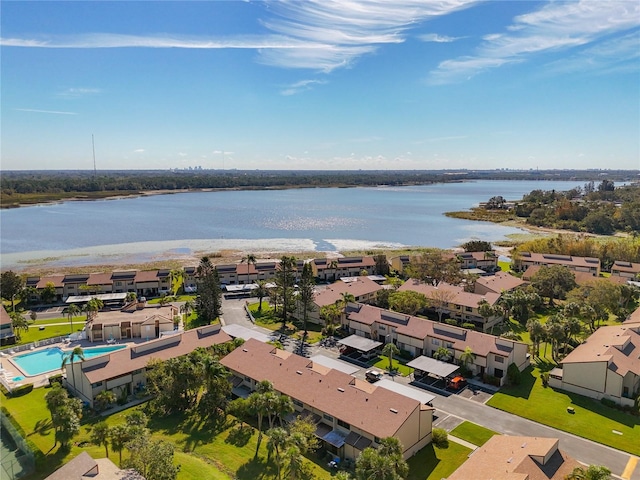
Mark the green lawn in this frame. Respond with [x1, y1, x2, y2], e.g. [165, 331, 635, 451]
[1, 388, 334, 480]
[449, 421, 497, 447]
[407, 442, 472, 480]
[370, 356, 414, 377]
[249, 303, 324, 344]
[487, 366, 640, 456]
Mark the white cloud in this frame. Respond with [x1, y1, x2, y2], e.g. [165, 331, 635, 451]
[259, 0, 478, 71]
[418, 33, 463, 43]
[134, 148, 145, 153]
[14, 108, 77, 115]
[280, 78, 327, 96]
[56, 87, 102, 98]
[428, 0, 640, 84]
[1, 1, 479, 73]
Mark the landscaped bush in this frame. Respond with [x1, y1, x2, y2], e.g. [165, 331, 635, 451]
[48, 374, 63, 387]
[483, 374, 501, 387]
[507, 363, 521, 386]
[432, 428, 449, 449]
[444, 318, 458, 326]
[540, 372, 550, 387]
[600, 398, 616, 408]
[10, 383, 34, 397]
[462, 323, 476, 330]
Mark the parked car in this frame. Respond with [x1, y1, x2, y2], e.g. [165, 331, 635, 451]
[447, 375, 467, 390]
[365, 369, 383, 382]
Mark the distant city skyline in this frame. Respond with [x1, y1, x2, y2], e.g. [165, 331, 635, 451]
[1, 1, 639, 171]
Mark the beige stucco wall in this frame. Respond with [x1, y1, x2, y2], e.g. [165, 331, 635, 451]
[562, 361, 608, 394]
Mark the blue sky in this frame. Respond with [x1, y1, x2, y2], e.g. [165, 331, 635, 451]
[1, 0, 639, 171]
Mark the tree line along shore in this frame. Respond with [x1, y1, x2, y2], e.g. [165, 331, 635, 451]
[1, 168, 637, 208]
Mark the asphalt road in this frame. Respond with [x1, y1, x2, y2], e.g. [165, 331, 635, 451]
[220, 297, 639, 479]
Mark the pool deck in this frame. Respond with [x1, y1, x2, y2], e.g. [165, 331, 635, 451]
[1, 337, 144, 390]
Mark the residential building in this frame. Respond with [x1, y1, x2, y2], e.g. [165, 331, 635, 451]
[452, 251, 498, 273]
[0, 305, 16, 346]
[447, 436, 580, 480]
[68, 324, 232, 407]
[398, 279, 502, 331]
[474, 271, 525, 296]
[221, 338, 434, 460]
[611, 260, 640, 279]
[84, 305, 178, 342]
[307, 277, 383, 323]
[344, 303, 529, 385]
[514, 252, 601, 276]
[44, 451, 145, 480]
[389, 255, 414, 275]
[312, 256, 378, 282]
[549, 322, 640, 407]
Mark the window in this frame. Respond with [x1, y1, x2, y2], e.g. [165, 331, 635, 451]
[465, 306, 472, 312]
[337, 419, 350, 429]
[91, 382, 103, 388]
[445, 342, 453, 349]
[431, 339, 440, 346]
[323, 414, 334, 422]
[494, 368, 504, 378]
[292, 399, 303, 407]
[495, 355, 504, 363]
[374, 437, 381, 444]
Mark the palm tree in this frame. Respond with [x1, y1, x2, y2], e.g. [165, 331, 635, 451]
[254, 280, 269, 312]
[382, 342, 400, 372]
[329, 259, 339, 282]
[180, 299, 195, 327]
[241, 253, 257, 284]
[66, 303, 80, 334]
[110, 424, 132, 466]
[249, 392, 270, 455]
[169, 269, 184, 296]
[565, 465, 611, 480]
[94, 389, 116, 412]
[90, 421, 111, 457]
[9, 312, 29, 341]
[459, 346, 476, 370]
[526, 318, 545, 358]
[267, 427, 289, 479]
[61, 346, 85, 394]
[83, 297, 103, 322]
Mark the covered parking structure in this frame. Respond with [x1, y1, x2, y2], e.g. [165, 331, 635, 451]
[65, 293, 128, 309]
[338, 335, 382, 355]
[407, 356, 460, 382]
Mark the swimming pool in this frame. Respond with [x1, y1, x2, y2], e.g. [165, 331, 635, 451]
[13, 345, 126, 376]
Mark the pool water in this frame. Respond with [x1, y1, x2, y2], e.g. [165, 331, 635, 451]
[12, 376, 24, 382]
[13, 345, 126, 376]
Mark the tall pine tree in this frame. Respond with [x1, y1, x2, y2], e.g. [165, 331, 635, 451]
[195, 256, 222, 323]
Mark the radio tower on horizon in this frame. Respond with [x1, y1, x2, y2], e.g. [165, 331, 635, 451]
[92, 134, 97, 176]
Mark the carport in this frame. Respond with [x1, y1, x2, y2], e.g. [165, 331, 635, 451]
[407, 355, 460, 381]
[337, 335, 382, 354]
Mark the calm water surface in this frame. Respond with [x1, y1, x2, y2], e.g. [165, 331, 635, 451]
[0, 180, 584, 268]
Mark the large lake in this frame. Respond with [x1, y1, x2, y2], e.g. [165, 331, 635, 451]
[0, 180, 585, 269]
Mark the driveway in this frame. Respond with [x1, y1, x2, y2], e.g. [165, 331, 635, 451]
[219, 298, 639, 480]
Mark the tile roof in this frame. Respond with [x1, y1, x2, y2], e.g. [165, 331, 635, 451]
[0, 305, 12, 326]
[81, 325, 232, 384]
[314, 277, 383, 307]
[517, 252, 600, 270]
[447, 436, 580, 480]
[347, 304, 524, 358]
[398, 279, 500, 308]
[475, 272, 525, 293]
[561, 322, 640, 377]
[220, 338, 422, 439]
[612, 260, 640, 274]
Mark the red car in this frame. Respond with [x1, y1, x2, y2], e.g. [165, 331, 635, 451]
[447, 376, 467, 390]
